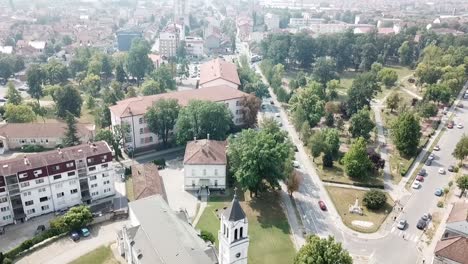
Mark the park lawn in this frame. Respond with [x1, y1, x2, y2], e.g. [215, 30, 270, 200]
[79, 105, 95, 124]
[195, 190, 296, 264]
[68, 245, 119, 264]
[338, 71, 358, 90]
[326, 186, 393, 233]
[125, 177, 135, 201]
[385, 65, 413, 79]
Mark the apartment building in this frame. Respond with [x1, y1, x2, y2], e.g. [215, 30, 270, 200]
[0, 141, 115, 227]
[109, 86, 250, 151]
[156, 24, 184, 58]
[184, 37, 204, 57]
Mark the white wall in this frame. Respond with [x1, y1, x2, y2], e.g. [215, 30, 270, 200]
[200, 79, 239, 90]
[0, 194, 13, 226]
[184, 164, 226, 189]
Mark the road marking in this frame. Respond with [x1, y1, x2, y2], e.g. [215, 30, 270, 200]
[391, 226, 396, 232]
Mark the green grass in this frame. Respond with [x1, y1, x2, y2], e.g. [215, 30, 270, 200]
[125, 177, 135, 201]
[68, 245, 119, 264]
[196, 190, 296, 264]
[326, 186, 393, 233]
[339, 71, 359, 90]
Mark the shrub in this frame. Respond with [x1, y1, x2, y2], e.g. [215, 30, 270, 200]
[124, 167, 132, 176]
[437, 201, 444, 208]
[200, 230, 215, 244]
[363, 189, 387, 210]
[20, 145, 46, 153]
[453, 166, 459, 173]
[152, 158, 166, 169]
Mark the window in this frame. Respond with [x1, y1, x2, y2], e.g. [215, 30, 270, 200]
[91, 183, 98, 188]
[33, 170, 42, 176]
[54, 165, 60, 170]
[2, 215, 11, 221]
[103, 180, 110, 185]
[90, 176, 97, 181]
[26, 209, 35, 214]
[236, 100, 240, 106]
[104, 188, 112, 193]
[214, 169, 218, 176]
[36, 178, 44, 184]
[0, 197, 7, 203]
[102, 155, 107, 160]
[101, 164, 108, 169]
[0, 206, 9, 212]
[68, 171, 76, 176]
[18, 173, 27, 179]
[20, 182, 30, 188]
[25, 200, 34, 206]
[89, 166, 96, 172]
[234, 229, 238, 240]
[215, 180, 218, 186]
[192, 180, 195, 187]
[240, 227, 243, 238]
[39, 197, 48, 202]
[102, 173, 109, 177]
[91, 191, 99, 196]
[53, 175, 62, 180]
[56, 192, 64, 198]
[140, 138, 145, 144]
[139, 117, 143, 124]
[149, 136, 153, 142]
[203, 169, 206, 176]
[41, 205, 49, 211]
[66, 162, 74, 168]
[38, 188, 46, 193]
[139, 128, 144, 134]
[55, 183, 63, 188]
[69, 180, 76, 185]
[23, 191, 31, 197]
[87, 158, 94, 163]
[70, 189, 78, 194]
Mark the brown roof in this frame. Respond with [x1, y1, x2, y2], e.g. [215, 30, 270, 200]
[109, 85, 248, 118]
[199, 58, 241, 86]
[131, 163, 166, 201]
[183, 139, 227, 165]
[0, 122, 93, 140]
[447, 202, 468, 223]
[0, 141, 111, 177]
[435, 237, 468, 264]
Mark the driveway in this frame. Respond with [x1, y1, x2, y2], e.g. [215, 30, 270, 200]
[17, 219, 128, 264]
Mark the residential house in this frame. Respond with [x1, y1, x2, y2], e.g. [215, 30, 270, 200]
[0, 122, 94, 154]
[183, 138, 227, 191]
[204, 26, 221, 51]
[199, 58, 240, 89]
[0, 141, 115, 227]
[109, 86, 250, 151]
[185, 36, 204, 57]
[131, 163, 166, 201]
[117, 195, 218, 264]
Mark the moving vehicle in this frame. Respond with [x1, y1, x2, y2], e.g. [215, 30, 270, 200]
[438, 168, 446, 174]
[434, 188, 443, 196]
[397, 219, 407, 230]
[416, 176, 424, 182]
[418, 169, 426, 176]
[34, 225, 46, 235]
[318, 200, 327, 211]
[412, 181, 421, 189]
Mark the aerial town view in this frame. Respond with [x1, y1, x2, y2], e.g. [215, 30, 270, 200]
[0, 0, 468, 263]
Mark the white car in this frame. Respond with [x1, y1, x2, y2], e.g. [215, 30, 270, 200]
[412, 181, 421, 189]
[428, 153, 435, 160]
[457, 123, 463, 129]
[438, 168, 446, 174]
[275, 113, 281, 118]
[397, 219, 407, 230]
[293, 161, 300, 168]
[433, 145, 440, 151]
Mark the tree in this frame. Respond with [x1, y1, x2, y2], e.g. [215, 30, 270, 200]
[325, 112, 334, 127]
[115, 64, 127, 83]
[94, 127, 126, 160]
[62, 35, 73, 46]
[349, 107, 375, 140]
[53, 85, 83, 118]
[145, 99, 180, 145]
[228, 126, 293, 196]
[63, 111, 80, 147]
[101, 55, 113, 79]
[176, 40, 187, 62]
[294, 235, 352, 264]
[343, 137, 373, 179]
[423, 84, 451, 105]
[415, 63, 442, 85]
[391, 112, 421, 157]
[418, 102, 438, 118]
[360, 43, 378, 71]
[0, 56, 13, 81]
[26, 64, 45, 102]
[141, 79, 163, 96]
[308, 128, 340, 166]
[456, 175, 468, 197]
[398, 41, 413, 66]
[43, 59, 69, 85]
[453, 134, 468, 163]
[150, 64, 176, 91]
[363, 189, 387, 210]
[386, 92, 400, 112]
[6, 81, 22, 105]
[175, 100, 233, 144]
[289, 84, 325, 128]
[346, 72, 380, 116]
[287, 171, 301, 196]
[326, 80, 341, 101]
[81, 73, 101, 97]
[240, 95, 261, 128]
[312, 57, 338, 86]
[127, 38, 151, 85]
[378, 68, 398, 88]
[126, 86, 137, 98]
[4, 104, 36, 123]
[200, 230, 215, 244]
[61, 205, 93, 231]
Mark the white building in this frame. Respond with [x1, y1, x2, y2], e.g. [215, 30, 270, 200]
[155, 24, 184, 58]
[199, 58, 241, 89]
[109, 86, 250, 151]
[289, 17, 325, 28]
[183, 138, 226, 191]
[184, 37, 204, 57]
[218, 191, 249, 264]
[0, 141, 115, 227]
[264, 13, 279, 30]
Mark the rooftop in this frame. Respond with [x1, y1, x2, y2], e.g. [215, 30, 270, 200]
[109, 85, 248, 117]
[435, 237, 468, 264]
[183, 139, 227, 165]
[199, 58, 241, 86]
[0, 122, 93, 140]
[223, 192, 246, 222]
[131, 163, 166, 201]
[447, 202, 468, 223]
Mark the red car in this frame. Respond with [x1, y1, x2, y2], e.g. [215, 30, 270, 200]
[447, 121, 454, 129]
[416, 175, 424, 182]
[318, 200, 327, 211]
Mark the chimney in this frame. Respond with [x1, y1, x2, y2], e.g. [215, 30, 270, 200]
[23, 155, 30, 166]
[207, 133, 210, 140]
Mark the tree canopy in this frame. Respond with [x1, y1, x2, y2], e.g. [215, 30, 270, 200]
[346, 72, 380, 116]
[145, 99, 180, 145]
[343, 137, 373, 179]
[391, 111, 421, 157]
[453, 134, 468, 163]
[349, 106, 375, 140]
[127, 38, 152, 85]
[294, 235, 352, 264]
[53, 85, 83, 118]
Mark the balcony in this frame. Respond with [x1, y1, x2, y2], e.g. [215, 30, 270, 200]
[8, 188, 20, 196]
[78, 168, 87, 178]
[12, 201, 24, 210]
[81, 191, 91, 201]
[76, 162, 86, 169]
[80, 183, 89, 191]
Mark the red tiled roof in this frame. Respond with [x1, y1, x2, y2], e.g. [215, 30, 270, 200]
[132, 163, 166, 201]
[109, 85, 248, 117]
[447, 202, 468, 223]
[435, 237, 468, 264]
[0, 122, 93, 140]
[199, 58, 241, 86]
[183, 139, 227, 165]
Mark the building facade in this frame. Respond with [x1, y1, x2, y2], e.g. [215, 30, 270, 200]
[183, 139, 226, 191]
[116, 30, 143, 51]
[184, 37, 204, 57]
[199, 58, 241, 89]
[0, 141, 115, 227]
[109, 86, 249, 151]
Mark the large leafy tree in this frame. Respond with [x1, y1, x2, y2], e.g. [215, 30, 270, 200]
[349, 106, 375, 140]
[423, 84, 451, 105]
[95, 125, 129, 160]
[312, 57, 338, 86]
[43, 59, 69, 85]
[61, 205, 93, 231]
[363, 189, 387, 210]
[53, 85, 83, 118]
[81, 73, 101, 97]
[4, 104, 36, 123]
[175, 100, 233, 144]
[346, 72, 380, 116]
[227, 122, 293, 196]
[359, 43, 378, 71]
[150, 64, 176, 91]
[6, 81, 22, 105]
[398, 41, 413, 66]
[127, 38, 152, 85]
[415, 63, 442, 85]
[453, 134, 468, 163]
[391, 112, 421, 157]
[141, 79, 163, 96]
[145, 99, 180, 145]
[26, 64, 45, 102]
[289, 84, 325, 128]
[456, 175, 468, 197]
[294, 235, 352, 264]
[63, 111, 80, 147]
[386, 92, 400, 112]
[343, 137, 373, 179]
[308, 128, 340, 167]
[240, 95, 261, 128]
[378, 68, 398, 88]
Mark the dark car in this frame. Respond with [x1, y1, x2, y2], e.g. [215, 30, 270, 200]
[425, 159, 432, 166]
[418, 169, 426, 176]
[416, 219, 427, 230]
[70, 231, 80, 241]
[34, 225, 46, 235]
[318, 200, 327, 211]
[294, 145, 298, 152]
[448, 165, 455, 172]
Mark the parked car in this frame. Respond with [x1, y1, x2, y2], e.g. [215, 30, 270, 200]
[34, 225, 46, 235]
[79, 227, 90, 237]
[275, 113, 280, 118]
[428, 153, 435, 160]
[412, 181, 421, 189]
[416, 176, 424, 182]
[433, 145, 440, 151]
[422, 213, 432, 221]
[425, 159, 432, 166]
[418, 169, 426, 176]
[70, 231, 80, 241]
[397, 219, 407, 230]
[0, 98, 6, 102]
[438, 168, 446, 174]
[416, 219, 427, 230]
[448, 165, 455, 172]
[434, 188, 443, 196]
[457, 123, 463, 129]
[293, 161, 300, 168]
[318, 200, 327, 211]
[294, 145, 298, 152]
[447, 121, 454, 129]
[270, 100, 274, 105]
[458, 103, 464, 108]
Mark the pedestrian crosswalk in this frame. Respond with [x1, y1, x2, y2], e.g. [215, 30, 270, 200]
[390, 226, 421, 242]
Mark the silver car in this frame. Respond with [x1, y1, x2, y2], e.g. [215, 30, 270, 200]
[397, 219, 407, 230]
